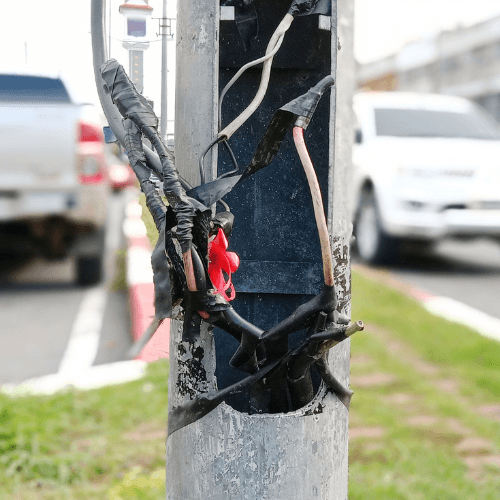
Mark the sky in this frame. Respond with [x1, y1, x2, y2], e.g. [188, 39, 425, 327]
[354, 0, 500, 64]
[3, 0, 176, 129]
[3, 0, 500, 117]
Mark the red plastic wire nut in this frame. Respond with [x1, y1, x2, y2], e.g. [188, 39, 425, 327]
[208, 228, 240, 301]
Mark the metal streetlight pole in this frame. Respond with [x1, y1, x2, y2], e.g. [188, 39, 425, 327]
[166, 1, 356, 498]
[91, 0, 356, 497]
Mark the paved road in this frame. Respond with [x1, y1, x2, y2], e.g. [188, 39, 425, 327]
[0, 190, 135, 384]
[356, 238, 500, 320]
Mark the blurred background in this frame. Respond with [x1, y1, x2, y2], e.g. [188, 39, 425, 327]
[1, 1, 500, 497]
[0, 0, 499, 401]
[351, 0, 500, 338]
[0, 0, 175, 387]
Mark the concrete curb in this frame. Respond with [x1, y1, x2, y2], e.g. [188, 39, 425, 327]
[124, 199, 170, 361]
[354, 264, 500, 343]
[1, 360, 148, 397]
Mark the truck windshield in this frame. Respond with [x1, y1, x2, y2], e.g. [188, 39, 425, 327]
[0, 75, 71, 103]
[375, 107, 500, 140]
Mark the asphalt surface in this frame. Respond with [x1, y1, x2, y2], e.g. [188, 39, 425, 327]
[0, 190, 134, 384]
[356, 238, 500, 320]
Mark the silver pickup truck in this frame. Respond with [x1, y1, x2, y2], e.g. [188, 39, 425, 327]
[0, 70, 110, 284]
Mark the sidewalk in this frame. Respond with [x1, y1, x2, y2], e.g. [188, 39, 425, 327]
[123, 199, 170, 362]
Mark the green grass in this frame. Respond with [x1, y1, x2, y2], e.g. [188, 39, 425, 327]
[0, 361, 169, 499]
[139, 193, 160, 248]
[352, 270, 500, 402]
[2, 269, 500, 498]
[349, 270, 500, 499]
[110, 248, 128, 292]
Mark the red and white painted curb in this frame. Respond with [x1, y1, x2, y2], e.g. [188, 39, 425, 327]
[356, 264, 500, 344]
[411, 288, 500, 343]
[123, 199, 170, 362]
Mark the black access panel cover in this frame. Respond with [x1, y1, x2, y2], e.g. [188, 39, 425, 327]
[214, 0, 333, 411]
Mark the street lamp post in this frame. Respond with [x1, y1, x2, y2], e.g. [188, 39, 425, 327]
[155, 0, 174, 143]
[119, 0, 153, 94]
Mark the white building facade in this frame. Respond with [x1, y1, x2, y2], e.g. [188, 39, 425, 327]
[357, 15, 500, 122]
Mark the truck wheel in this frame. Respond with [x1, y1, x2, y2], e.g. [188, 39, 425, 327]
[355, 189, 400, 265]
[76, 255, 103, 286]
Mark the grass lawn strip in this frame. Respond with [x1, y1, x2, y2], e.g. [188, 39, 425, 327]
[0, 360, 169, 499]
[2, 266, 500, 498]
[349, 270, 500, 498]
[352, 267, 500, 402]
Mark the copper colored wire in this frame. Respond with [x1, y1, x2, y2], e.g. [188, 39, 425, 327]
[293, 126, 334, 287]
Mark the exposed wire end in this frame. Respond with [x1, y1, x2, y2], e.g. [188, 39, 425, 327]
[293, 126, 334, 287]
[345, 320, 364, 337]
[126, 317, 163, 359]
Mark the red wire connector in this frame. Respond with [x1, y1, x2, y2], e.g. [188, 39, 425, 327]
[208, 228, 240, 301]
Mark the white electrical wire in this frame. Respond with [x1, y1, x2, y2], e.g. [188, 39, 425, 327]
[218, 33, 285, 128]
[218, 13, 294, 141]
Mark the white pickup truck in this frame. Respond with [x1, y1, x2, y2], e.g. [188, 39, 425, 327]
[0, 70, 110, 284]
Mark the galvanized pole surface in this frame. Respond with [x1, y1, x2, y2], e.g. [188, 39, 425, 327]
[166, 0, 355, 498]
[165, 0, 219, 497]
[329, 0, 355, 320]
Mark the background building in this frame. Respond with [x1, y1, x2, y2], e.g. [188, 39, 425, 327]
[357, 14, 500, 121]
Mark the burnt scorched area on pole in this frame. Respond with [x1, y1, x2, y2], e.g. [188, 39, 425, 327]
[96, 0, 361, 436]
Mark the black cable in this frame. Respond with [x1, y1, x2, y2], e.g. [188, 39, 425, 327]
[217, 140, 239, 179]
[199, 136, 223, 184]
[218, 199, 230, 212]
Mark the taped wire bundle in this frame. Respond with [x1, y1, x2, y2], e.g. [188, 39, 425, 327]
[97, 0, 362, 435]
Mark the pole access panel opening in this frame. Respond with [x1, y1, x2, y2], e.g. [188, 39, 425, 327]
[214, 0, 334, 414]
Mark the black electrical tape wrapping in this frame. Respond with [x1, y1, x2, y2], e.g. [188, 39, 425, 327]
[188, 76, 334, 207]
[168, 351, 288, 435]
[141, 179, 167, 233]
[240, 109, 295, 179]
[281, 75, 334, 128]
[229, 284, 336, 368]
[212, 211, 235, 237]
[141, 180, 178, 319]
[262, 285, 336, 342]
[101, 59, 158, 129]
[287, 312, 327, 381]
[308, 325, 348, 343]
[122, 118, 151, 182]
[101, 58, 202, 253]
[288, 0, 330, 17]
[314, 357, 353, 409]
[192, 211, 212, 269]
[187, 175, 241, 208]
[151, 225, 174, 319]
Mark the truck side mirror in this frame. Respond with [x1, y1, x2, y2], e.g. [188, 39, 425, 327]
[103, 126, 118, 144]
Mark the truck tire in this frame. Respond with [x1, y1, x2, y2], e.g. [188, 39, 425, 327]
[73, 227, 106, 286]
[355, 189, 400, 265]
[76, 254, 103, 286]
